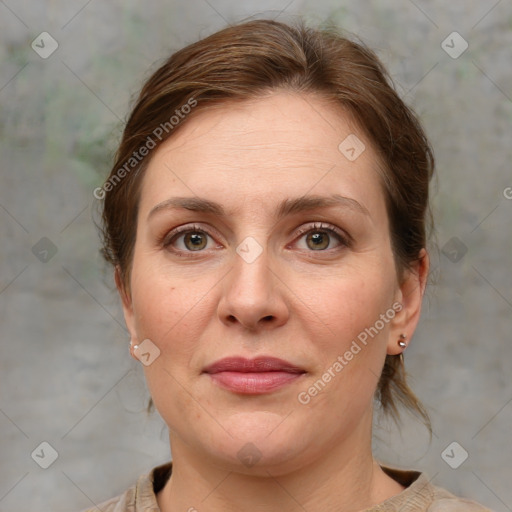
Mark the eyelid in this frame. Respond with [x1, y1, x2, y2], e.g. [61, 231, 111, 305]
[291, 222, 352, 247]
[161, 223, 222, 248]
[161, 221, 351, 253]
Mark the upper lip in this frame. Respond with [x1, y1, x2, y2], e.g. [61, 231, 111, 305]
[203, 356, 305, 374]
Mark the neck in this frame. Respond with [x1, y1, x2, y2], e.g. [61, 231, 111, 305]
[157, 411, 404, 512]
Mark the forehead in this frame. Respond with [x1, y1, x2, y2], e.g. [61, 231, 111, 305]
[138, 91, 387, 221]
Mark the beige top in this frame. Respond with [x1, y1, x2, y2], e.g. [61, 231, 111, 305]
[81, 463, 493, 512]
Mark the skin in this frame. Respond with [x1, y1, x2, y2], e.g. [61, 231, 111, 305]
[118, 90, 429, 512]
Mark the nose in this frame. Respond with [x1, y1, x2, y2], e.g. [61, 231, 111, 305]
[217, 244, 289, 331]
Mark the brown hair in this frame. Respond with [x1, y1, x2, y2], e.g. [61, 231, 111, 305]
[100, 19, 434, 429]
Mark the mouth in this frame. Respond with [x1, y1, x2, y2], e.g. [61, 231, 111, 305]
[202, 356, 306, 394]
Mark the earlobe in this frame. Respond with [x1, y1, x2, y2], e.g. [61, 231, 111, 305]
[386, 249, 429, 355]
[129, 339, 140, 361]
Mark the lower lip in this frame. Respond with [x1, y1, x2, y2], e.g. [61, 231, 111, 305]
[207, 371, 304, 394]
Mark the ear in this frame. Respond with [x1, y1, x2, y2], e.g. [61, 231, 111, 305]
[387, 248, 429, 355]
[115, 266, 138, 355]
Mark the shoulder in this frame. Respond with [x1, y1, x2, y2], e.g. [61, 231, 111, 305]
[378, 466, 494, 512]
[78, 462, 172, 512]
[79, 486, 136, 512]
[427, 482, 494, 511]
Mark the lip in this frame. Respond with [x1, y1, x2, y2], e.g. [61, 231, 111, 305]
[203, 356, 306, 394]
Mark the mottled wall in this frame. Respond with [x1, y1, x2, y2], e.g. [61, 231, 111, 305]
[0, 1, 511, 511]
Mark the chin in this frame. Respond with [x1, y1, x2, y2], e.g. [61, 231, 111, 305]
[209, 439, 306, 477]
[201, 410, 314, 475]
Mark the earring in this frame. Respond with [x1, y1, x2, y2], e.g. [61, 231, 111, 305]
[129, 339, 139, 359]
[398, 334, 407, 349]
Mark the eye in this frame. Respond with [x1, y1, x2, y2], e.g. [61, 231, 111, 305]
[181, 231, 209, 251]
[294, 223, 349, 251]
[163, 225, 218, 253]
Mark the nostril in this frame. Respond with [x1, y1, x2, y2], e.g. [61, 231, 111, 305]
[224, 314, 274, 327]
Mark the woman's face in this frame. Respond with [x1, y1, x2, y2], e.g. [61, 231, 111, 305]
[120, 91, 424, 474]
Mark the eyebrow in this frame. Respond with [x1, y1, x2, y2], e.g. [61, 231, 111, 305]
[147, 194, 370, 221]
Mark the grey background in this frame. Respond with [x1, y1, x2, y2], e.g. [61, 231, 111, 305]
[1, 1, 511, 511]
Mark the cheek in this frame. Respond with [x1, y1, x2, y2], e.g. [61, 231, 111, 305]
[128, 258, 220, 390]
[130, 256, 204, 337]
[299, 275, 393, 416]
[129, 263, 212, 423]
[303, 263, 396, 350]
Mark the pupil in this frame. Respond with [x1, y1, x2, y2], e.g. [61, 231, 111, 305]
[186, 232, 206, 250]
[307, 231, 328, 250]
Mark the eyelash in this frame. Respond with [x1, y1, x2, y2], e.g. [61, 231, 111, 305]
[162, 222, 351, 257]
[290, 223, 351, 252]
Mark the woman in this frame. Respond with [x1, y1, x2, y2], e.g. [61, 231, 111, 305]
[88, 19, 492, 512]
